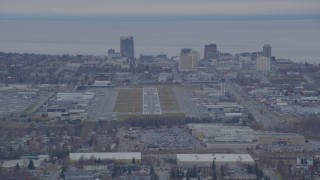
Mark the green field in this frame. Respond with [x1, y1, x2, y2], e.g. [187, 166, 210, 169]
[113, 86, 180, 114]
[113, 88, 142, 112]
[158, 86, 180, 112]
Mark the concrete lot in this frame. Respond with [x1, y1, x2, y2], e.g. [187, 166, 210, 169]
[0, 91, 44, 117]
[173, 87, 201, 118]
[87, 89, 118, 121]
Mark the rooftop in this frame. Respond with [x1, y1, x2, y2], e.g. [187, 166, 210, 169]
[256, 131, 304, 137]
[187, 124, 254, 143]
[177, 154, 254, 163]
[69, 152, 141, 161]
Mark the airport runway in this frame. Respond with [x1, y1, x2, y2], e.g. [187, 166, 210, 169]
[143, 87, 162, 115]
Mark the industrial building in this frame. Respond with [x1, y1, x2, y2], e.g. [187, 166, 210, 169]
[176, 154, 254, 168]
[56, 92, 95, 102]
[1, 155, 49, 168]
[205, 103, 244, 113]
[256, 131, 305, 146]
[187, 124, 256, 149]
[45, 91, 96, 121]
[69, 152, 141, 163]
[92, 80, 113, 88]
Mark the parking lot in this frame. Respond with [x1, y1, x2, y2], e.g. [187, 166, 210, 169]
[0, 91, 41, 117]
[87, 89, 118, 121]
[117, 126, 204, 152]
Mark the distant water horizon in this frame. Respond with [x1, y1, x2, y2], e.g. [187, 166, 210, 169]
[0, 19, 319, 62]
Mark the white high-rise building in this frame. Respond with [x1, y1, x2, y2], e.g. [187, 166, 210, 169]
[256, 56, 271, 71]
[179, 48, 199, 72]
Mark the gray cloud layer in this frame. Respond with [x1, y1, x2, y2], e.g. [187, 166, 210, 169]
[1, 0, 320, 15]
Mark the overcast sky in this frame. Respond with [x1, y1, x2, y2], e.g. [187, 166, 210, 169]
[1, 0, 320, 16]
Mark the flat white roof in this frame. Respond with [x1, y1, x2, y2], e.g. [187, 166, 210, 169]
[225, 113, 242, 116]
[177, 154, 254, 163]
[1, 159, 43, 168]
[69, 152, 141, 161]
[69, 109, 86, 113]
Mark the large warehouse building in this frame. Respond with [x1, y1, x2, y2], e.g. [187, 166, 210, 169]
[256, 131, 305, 146]
[177, 154, 254, 168]
[187, 124, 256, 149]
[69, 152, 141, 163]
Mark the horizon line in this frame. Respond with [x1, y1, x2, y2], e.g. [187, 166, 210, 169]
[1, 13, 320, 22]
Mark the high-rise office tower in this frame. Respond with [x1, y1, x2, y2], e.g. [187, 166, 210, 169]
[179, 48, 199, 72]
[108, 49, 115, 55]
[204, 43, 218, 59]
[120, 36, 134, 59]
[263, 44, 272, 58]
[204, 43, 220, 60]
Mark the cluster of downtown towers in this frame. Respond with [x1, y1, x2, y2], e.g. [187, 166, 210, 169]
[117, 36, 272, 72]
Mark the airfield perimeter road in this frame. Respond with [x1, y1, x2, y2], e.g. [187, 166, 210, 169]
[87, 89, 118, 121]
[143, 87, 162, 115]
[226, 82, 284, 129]
[210, 68, 285, 129]
[173, 86, 201, 118]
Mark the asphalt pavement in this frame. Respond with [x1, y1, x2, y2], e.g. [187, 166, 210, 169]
[87, 89, 118, 121]
[173, 87, 201, 118]
[226, 82, 284, 129]
[143, 87, 162, 115]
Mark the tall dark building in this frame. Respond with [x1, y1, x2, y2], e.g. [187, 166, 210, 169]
[108, 48, 115, 55]
[263, 44, 272, 58]
[204, 43, 218, 60]
[120, 36, 134, 59]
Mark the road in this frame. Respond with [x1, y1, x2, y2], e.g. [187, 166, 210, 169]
[209, 69, 283, 128]
[24, 89, 58, 115]
[173, 87, 201, 118]
[47, 168, 61, 180]
[226, 82, 284, 129]
[87, 89, 118, 121]
[263, 169, 280, 180]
